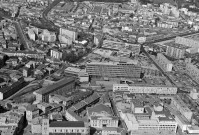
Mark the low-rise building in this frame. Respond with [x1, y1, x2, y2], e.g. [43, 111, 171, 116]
[26, 105, 40, 123]
[33, 77, 75, 103]
[113, 83, 177, 94]
[87, 104, 119, 128]
[122, 105, 177, 134]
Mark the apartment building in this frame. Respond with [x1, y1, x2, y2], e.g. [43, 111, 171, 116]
[165, 42, 187, 59]
[175, 34, 199, 53]
[59, 28, 77, 41]
[157, 53, 173, 72]
[171, 96, 193, 122]
[50, 49, 63, 60]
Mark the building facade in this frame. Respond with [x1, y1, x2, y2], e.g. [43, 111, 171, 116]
[87, 104, 119, 128]
[113, 84, 177, 94]
[165, 43, 186, 59]
[34, 77, 75, 103]
[171, 96, 193, 122]
[50, 49, 63, 60]
[86, 62, 141, 78]
[156, 53, 173, 72]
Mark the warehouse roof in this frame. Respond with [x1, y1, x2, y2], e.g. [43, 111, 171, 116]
[36, 77, 75, 95]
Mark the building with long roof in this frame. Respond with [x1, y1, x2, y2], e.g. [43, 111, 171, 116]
[34, 77, 75, 103]
[86, 62, 141, 78]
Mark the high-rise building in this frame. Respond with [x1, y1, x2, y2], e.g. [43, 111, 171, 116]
[175, 34, 199, 54]
[156, 53, 173, 72]
[171, 96, 193, 122]
[28, 29, 36, 41]
[165, 42, 187, 59]
[59, 28, 77, 41]
[40, 29, 56, 42]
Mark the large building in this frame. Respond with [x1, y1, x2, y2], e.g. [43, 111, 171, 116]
[165, 42, 187, 59]
[40, 29, 56, 42]
[50, 49, 63, 60]
[171, 96, 193, 122]
[86, 62, 141, 78]
[0, 78, 26, 100]
[33, 77, 75, 103]
[175, 34, 199, 53]
[87, 104, 119, 128]
[28, 28, 36, 41]
[113, 84, 177, 94]
[102, 40, 140, 56]
[41, 118, 89, 135]
[156, 53, 173, 72]
[122, 108, 177, 134]
[122, 99, 177, 134]
[59, 28, 77, 41]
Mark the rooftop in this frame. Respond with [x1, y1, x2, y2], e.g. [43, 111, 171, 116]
[87, 103, 114, 116]
[36, 77, 75, 95]
[49, 121, 85, 127]
[164, 41, 189, 49]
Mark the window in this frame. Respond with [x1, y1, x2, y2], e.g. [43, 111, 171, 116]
[54, 129, 57, 133]
[77, 129, 79, 133]
[82, 129, 84, 132]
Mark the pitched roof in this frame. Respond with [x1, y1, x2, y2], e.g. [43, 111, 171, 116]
[87, 104, 113, 116]
[83, 92, 100, 104]
[73, 101, 87, 110]
[26, 104, 39, 112]
[36, 77, 75, 95]
[49, 121, 85, 127]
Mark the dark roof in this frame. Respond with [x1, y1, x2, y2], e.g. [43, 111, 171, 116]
[83, 92, 100, 104]
[73, 101, 87, 110]
[49, 121, 85, 127]
[36, 77, 75, 95]
[153, 0, 176, 5]
[0, 78, 24, 94]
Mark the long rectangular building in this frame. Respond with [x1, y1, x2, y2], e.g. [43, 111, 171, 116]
[171, 96, 193, 122]
[0, 78, 26, 100]
[86, 62, 141, 78]
[113, 83, 177, 94]
[34, 77, 75, 103]
[157, 53, 173, 72]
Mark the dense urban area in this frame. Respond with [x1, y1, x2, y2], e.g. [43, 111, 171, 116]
[1, 0, 199, 135]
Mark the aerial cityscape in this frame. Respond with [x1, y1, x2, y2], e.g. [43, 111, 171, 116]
[1, 0, 199, 135]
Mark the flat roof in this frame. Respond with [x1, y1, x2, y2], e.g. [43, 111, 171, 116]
[164, 41, 189, 49]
